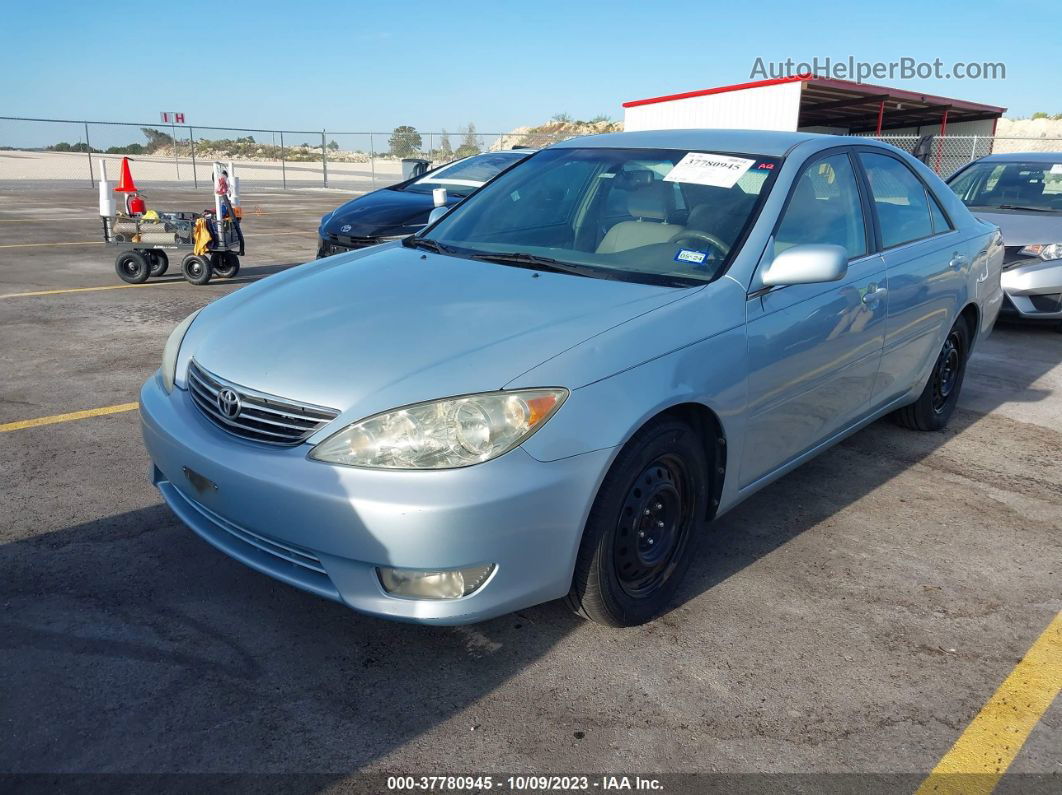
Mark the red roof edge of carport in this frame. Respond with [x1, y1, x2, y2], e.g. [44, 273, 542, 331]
[622, 74, 812, 108]
[623, 75, 1007, 116]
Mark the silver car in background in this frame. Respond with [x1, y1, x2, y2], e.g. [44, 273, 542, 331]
[141, 130, 1003, 627]
[947, 152, 1062, 328]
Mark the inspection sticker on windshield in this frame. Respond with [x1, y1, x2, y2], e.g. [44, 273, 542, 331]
[675, 248, 708, 266]
[663, 153, 756, 188]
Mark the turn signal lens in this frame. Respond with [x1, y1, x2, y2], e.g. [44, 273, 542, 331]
[309, 389, 567, 469]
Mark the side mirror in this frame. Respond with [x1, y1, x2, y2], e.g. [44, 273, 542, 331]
[761, 244, 849, 287]
[427, 205, 449, 226]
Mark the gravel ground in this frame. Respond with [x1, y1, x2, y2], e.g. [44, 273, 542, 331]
[0, 188, 1058, 788]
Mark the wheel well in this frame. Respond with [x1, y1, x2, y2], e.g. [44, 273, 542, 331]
[960, 303, 980, 350]
[658, 403, 726, 521]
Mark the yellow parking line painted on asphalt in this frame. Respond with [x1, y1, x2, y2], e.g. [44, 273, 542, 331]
[0, 282, 188, 298]
[0, 402, 139, 432]
[0, 230, 310, 249]
[916, 611, 1062, 795]
[0, 240, 105, 248]
[0, 210, 330, 223]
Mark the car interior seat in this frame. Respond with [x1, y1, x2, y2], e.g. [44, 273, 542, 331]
[596, 182, 685, 253]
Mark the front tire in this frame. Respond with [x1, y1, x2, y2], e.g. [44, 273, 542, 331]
[181, 254, 213, 285]
[567, 417, 709, 627]
[114, 251, 150, 284]
[892, 317, 971, 431]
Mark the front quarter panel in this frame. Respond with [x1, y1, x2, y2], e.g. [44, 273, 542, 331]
[516, 278, 748, 510]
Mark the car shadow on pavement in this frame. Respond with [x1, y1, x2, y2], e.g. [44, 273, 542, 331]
[0, 326, 1057, 775]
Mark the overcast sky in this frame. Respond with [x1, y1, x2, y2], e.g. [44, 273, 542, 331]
[2, 0, 1057, 136]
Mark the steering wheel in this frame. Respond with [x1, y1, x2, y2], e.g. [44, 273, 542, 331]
[669, 229, 731, 258]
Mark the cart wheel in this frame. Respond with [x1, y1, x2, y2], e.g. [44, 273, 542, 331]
[181, 254, 213, 285]
[212, 251, 240, 278]
[148, 250, 169, 277]
[115, 251, 150, 284]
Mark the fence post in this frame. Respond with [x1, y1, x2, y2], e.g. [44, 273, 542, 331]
[171, 122, 180, 180]
[321, 130, 328, 188]
[189, 127, 198, 189]
[280, 131, 287, 190]
[84, 122, 94, 187]
[970, 135, 978, 163]
[370, 132, 376, 189]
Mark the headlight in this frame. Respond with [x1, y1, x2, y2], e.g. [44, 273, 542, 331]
[1019, 243, 1062, 260]
[160, 309, 201, 393]
[309, 388, 568, 469]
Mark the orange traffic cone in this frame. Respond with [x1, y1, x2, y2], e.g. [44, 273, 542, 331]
[114, 157, 138, 193]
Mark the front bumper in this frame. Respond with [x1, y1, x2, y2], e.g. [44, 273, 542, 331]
[1000, 258, 1062, 320]
[139, 374, 611, 624]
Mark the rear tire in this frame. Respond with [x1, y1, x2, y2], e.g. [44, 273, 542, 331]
[567, 417, 709, 627]
[114, 251, 150, 284]
[892, 317, 971, 431]
[211, 251, 240, 278]
[181, 254, 213, 285]
[148, 250, 168, 277]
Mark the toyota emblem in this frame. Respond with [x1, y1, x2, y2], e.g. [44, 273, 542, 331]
[217, 388, 241, 419]
[340, 224, 352, 233]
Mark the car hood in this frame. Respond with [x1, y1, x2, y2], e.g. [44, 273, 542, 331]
[322, 188, 456, 237]
[970, 210, 1062, 246]
[185, 244, 689, 421]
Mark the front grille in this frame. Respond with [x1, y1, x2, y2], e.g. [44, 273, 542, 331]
[187, 360, 340, 446]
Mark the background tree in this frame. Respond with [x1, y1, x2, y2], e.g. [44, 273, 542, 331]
[438, 129, 453, 160]
[140, 127, 174, 153]
[454, 122, 480, 158]
[327, 139, 339, 151]
[388, 125, 423, 158]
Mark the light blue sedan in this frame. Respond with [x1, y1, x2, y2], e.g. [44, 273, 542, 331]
[140, 130, 1004, 626]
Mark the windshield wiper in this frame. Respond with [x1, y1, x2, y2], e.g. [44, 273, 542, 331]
[403, 236, 453, 253]
[468, 251, 602, 278]
[995, 204, 1055, 213]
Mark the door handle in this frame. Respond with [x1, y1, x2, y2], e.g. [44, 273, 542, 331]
[862, 285, 887, 306]
[950, 254, 968, 270]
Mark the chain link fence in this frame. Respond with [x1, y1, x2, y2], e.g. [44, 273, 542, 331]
[858, 134, 1062, 177]
[4, 116, 1062, 191]
[0, 116, 568, 193]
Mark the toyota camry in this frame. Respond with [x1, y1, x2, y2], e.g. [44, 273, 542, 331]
[141, 130, 1003, 626]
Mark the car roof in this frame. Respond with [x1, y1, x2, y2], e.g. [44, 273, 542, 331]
[973, 151, 1062, 163]
[548, 128, 882, 157]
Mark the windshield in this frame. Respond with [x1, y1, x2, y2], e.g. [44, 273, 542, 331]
[419, 147, 780, 285]
[403, 152, 525, 197]
[948, 160, 1062, 213]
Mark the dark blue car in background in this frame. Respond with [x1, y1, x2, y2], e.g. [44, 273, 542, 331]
[317, 149, 533, 257]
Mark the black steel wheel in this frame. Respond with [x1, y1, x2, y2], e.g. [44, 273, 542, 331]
[930, 330, 962, 414]
[613, 455, 696, 598]
[181, 254, 213, 285]
[114, 251, 150, 284]
[567, 417, 709, 626]
[148, 250, 169, 277]
[892, 315, 971, 431]
[211, 251, 240, 278]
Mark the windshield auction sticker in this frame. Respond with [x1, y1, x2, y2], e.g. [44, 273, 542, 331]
[663, 153, 757, 188]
